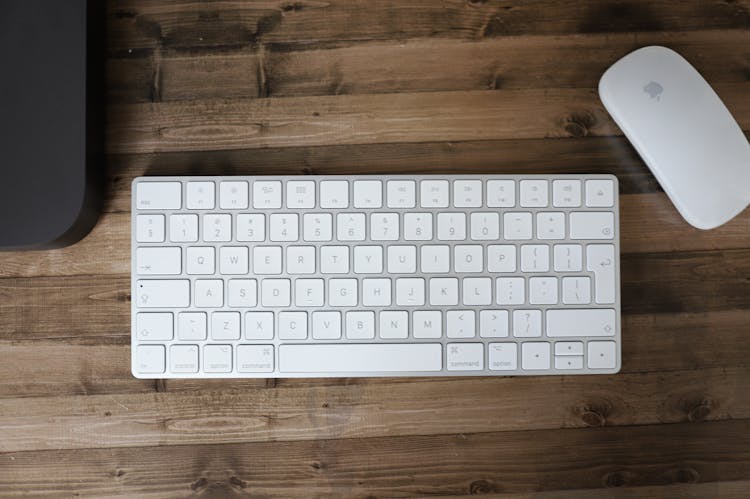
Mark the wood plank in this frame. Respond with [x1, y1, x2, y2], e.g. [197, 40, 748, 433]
[108, 30, 750, 103]
[1, 420, 748, 496]
[106, 0, 750, 52]
[105, 84, 750, 154]
[1, 365, 748, 453]
[0, 309, 747, 398]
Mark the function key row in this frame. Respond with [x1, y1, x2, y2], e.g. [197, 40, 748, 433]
[136, 178, 615, 211]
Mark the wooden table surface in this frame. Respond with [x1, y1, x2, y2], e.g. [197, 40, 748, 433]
[2, 1, 750, 497]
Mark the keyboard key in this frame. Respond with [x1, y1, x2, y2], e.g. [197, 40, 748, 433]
[561, 276, 591, 305]
[513, 309, 542, 337]
[421, 245, 450, 273]
[553, 244, 583, 272]
[387, 180, 416, 208]
[253, 181, 282, 209]
[136, 313, 173, 341]
[136, 247, 181, 275]
[420, 180, 449, 208]
[388, 245, 417, 273]
[569, 212, 615, 240]
[137, 182, 181, 210]
[187, 181, 215, 209]
[136, 214, 165, 242]
[186, 247, 215, 275]
[203, 344, 232, 373]
[404, 213, 433, 241]
[586, 179, 615, 207]
[136, 345, 165, 374]
[362, 278, 392, 307]
[536, 212, 565, 240]
[219, 246, 249, 275]
[487, 245, 516, 273]
[219, 181, 248, 209]
[237, 345, 274, 372]
[269, 214, 299, 242]
[279, 344, 442, 373]
[520, 180, 548, 207]
[488, 343, 517, 370]
[227, 279, 257, 307]
[522, 342, 551, 370]
[370, 213, 399, 241]
[178, 312, 207, 340]
[552, 179, 581, 207]
[321, 246, 349, 273]
[236, 214, 265, 242]
[253, 246, 282, 275]
[555, 356, 584, 370]
[396, 278, 425, 306]
[303, 213, 333, 241]
[261, 279, 291, 307]
[329, 279, 358, 307]
[169, 214, 198, 242]
[520, 244, 549, 272]
[486, 180, 515, 207]
[353, 180, 382, 208]
[313, 311, 341, 339]
[346, 311, 375, 339]
[380, 311, 408, 339]
[171, 344, 199, 373]
[462, 278, 492, 306]
[429, 278, 459, 306]
[413, 311, 442, 338]
[470, 212, 499, 240]
[279, 311, 308, 340]
[588, 341, 618, 369]
[496, 277, 524, 305]
[546, 309, 616, 337]
[503, 212, 532, 240]
[287, 246, 316, 274]
[437, 213, 466, 240]
[320, 180, 349, 208]
[203, 214, 231, 242]
[211, 312, 240, 340]
[479, 310, 509, 337]
[194, 279, 223, 307]
[354, 246, 383, 274]
[587, 244, 617, 304]
[447, 310, 475, 338]
[337, 213, 366, 241]
[555, 341, 584, 356]
[136, 280, 190, 308]
[529, 277, 558, 305]
[295, 279, 324, 307]
[286, 181, 315, 208]
[453, 180, 482, 207]
[245, 312, 274, 340]
[446, 343, 483, 370]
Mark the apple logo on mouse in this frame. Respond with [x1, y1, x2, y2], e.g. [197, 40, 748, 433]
[643, 81, 663, 101]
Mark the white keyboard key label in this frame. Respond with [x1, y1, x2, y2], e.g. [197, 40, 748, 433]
[447, 343, 483, 371]
[396, 278, 425, 306]
[536, 212, 565, 240]
[555, 341, 584, 356]
[236, 214, 265, 242]
[379, 311, 408, 339]
[404, 213, 433, 241]
[187, 181, 215, 209]
[270, 214, 299, 242]
[547, 309, 616, 337]
[388, 245, 417, 274]
[211, 312, 240, 340]
[437, 213, 466, 241]
[279, 344, 442, 373]
[320, 180, 349, 209]
[253, 246, 282, 275]
[303, 213, 333, 242]
[496, 277, 525, 305]
[178, 312, 207, 340]
[562, 276, 591, 305]
[136, 247, 181, 275]
[503, 212, 532, 240]
[420, 180, 449, 208]
[245, 312, 274, 340]
[169, 214, 198, 242]
[462, 278, 492, 306]
[487, 245, 516, 273]
[586, 179, 615, 207]
[136, 345, 165, 374]
[553, 244, 583, 272]
[454, 245, 482, 273]
[237, 345, 274, 373]
[354, 246, 383, 274]
[329, 279, 358, 307]
[520, 245, 549, 273]
[203, 214, 231, 242]
[362, 278, 392, 307]
[136, 214, 165, 242]
[587, 244, 617, 304]
[371, 213, 399, 241]
[588, 341, 618, 369]
[253, 181, 282, 209]
[203, 345, 232, 373]
[171, 344, 199, 373]
[295, 279, 324, 307]
[137, 182, 181, 210]
[136, 313, 173, 341]
[522, 342, 551, 370]
[529, 277, 558, 305]
[353, 180, 382, 208]
[429, 278, 459, 306]
[555, 356, 584, 370]
[421, 245, 450, 273]
[287, 246, 316, 274]
[337, 213, 366, 241]
[219, 246, 249, 275]
[321, 246, 349, 274]
[136, 280, 190, 308]
[286, 181, 315, 208]
[261, 279, 291, 307]
[488, 343, 517, 370]
[569, 212, 615, 240]
[387, 180, 416, 208]
[470, 212, 500, 240]
[219, 181, 249, 209]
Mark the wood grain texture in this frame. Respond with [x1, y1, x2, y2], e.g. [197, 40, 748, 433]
[2, 0, 750, 496]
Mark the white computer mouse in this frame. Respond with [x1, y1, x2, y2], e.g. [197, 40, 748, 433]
[599, 46, 750, 230]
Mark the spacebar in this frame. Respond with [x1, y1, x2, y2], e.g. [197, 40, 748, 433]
[279, 344, 443, 373]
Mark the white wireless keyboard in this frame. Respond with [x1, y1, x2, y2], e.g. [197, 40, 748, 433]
[132, 175, 621, 378]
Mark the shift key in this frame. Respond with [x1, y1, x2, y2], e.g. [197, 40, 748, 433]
[547, 309, 616, 337]
[136, 280, 190, 308]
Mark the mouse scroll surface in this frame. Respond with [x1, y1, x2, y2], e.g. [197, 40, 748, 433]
[599, 46, 750, 229]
